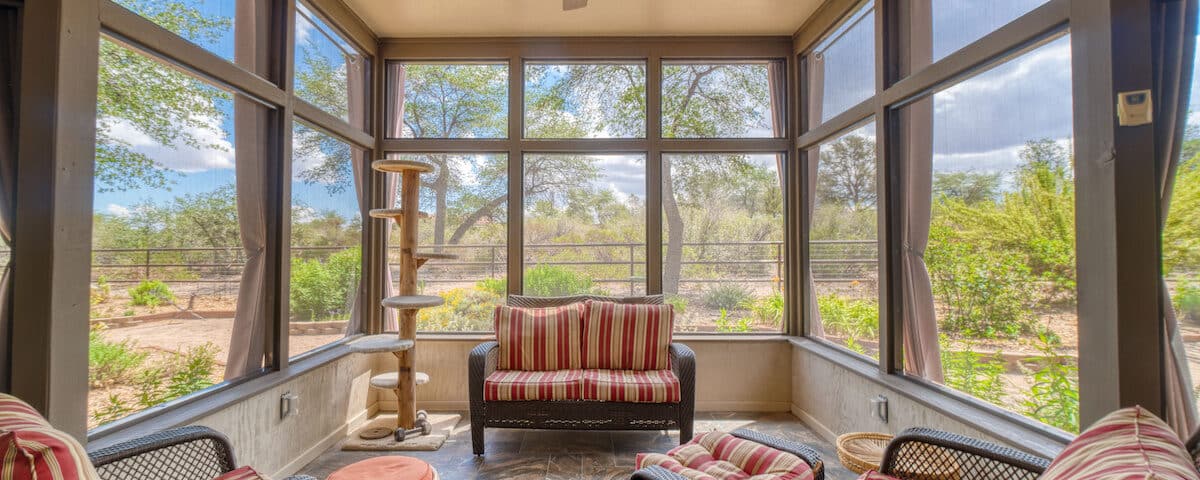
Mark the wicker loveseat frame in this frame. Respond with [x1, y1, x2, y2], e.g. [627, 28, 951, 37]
[630, 429, 826, 480]
[88, 425, 316, 480]
[469, 294, 696, 455]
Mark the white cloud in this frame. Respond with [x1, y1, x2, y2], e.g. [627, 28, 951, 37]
[104, 203, 132, 217]
[102, 115, 235, 173]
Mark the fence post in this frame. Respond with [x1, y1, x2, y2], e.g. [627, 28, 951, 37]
[629, 244, 635, 296]
[144, 248, 151, 279]
[776, 242, 782, 290]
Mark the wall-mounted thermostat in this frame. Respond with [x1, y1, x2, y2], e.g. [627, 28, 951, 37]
[1117, 89, 1153, 126]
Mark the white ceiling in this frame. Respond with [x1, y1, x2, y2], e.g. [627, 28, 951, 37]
[345, 0, 823, 38]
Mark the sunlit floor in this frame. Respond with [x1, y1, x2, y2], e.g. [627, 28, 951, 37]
[297, 411, 858, 479]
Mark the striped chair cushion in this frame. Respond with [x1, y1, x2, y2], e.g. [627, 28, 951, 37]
[582, 300, 673, 370]
[636, 431, 814, 480]
[214, 466, 268, 480]
[494, 303, 584, 371]
[582, 369, 681, 403]
[856, 472, 901, 480]
[0, 395, 100, 480]
[1042, 405, 1200, 480]
[506, 294, 664, 308]
[483, 370, 583, 401]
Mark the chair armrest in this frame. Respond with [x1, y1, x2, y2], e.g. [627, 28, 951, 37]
[669, 343, 694, 404]
[730, 429, 824, 480]
[631, 465, 690, 480]
[880, 427, 1050, 480]
[89, 425, 238, 480]
[470, 341, 499, 403]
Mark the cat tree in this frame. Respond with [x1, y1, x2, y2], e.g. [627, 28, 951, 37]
[347, 158, 454, 443]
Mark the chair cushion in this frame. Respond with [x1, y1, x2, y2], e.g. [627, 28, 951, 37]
[1041, 405, 1200, 480]
[327, 456, 436, 480]
[493, 303, 584, 371]
[483, 370, 583, 401]
[582, 369, 681, 403]
[0, 394, 100, 480]
[214, 466, 268, 480]
[582, 300, 673, 370]
[636, 431, 815, 480]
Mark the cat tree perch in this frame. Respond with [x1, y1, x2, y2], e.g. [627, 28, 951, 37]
[346, 158, 454, 443]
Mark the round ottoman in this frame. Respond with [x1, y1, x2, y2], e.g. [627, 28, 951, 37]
[327, 456, 438, 480]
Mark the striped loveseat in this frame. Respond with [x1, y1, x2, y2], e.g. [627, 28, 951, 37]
[469, 294, 695, 455]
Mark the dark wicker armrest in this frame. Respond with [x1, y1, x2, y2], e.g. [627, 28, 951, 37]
[669, 343, 694, 405]
[631, 465, 690, 480]
[880, 427, 1051, 480]
[730, 429, 824, 480]
[89, 425, 238, 480]
[469, 341, 499, 403]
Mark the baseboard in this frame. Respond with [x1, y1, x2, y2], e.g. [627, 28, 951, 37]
[791, 404, 836, 444]
[271, 406, 372, 479]
[697, 401, 791, 412]
[375, 400, 470, 412]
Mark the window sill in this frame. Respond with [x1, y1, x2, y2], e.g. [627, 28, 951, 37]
[87, 339, 356, 450]
[789, 336, 1072, 457]
[411, 332, 791, 342]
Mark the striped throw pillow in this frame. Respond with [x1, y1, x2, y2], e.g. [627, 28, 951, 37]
[1042, 405, 1200, 480]
[0, 395, 100, 480]
[636, 431, 814, 480]
[582, 300, 673, 370]
[494, 303, 584, 371]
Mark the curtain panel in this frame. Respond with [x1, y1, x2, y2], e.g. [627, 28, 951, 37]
[803, 53, 826, 337]
[0, 6, 19, 392]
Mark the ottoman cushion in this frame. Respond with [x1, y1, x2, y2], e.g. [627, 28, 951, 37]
[327, 456, 436, 480]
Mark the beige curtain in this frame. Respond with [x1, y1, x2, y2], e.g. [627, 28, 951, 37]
[381, 63, 406, 331]
[898, 0, 942, 381]
[767, 60, 795, 334]
[226, 0, 271, 379]
[345, 52, 367, 335]
[0, 6, 19, 391]
[1153, 0, 1199, 438]
[804, 54, 825, 337]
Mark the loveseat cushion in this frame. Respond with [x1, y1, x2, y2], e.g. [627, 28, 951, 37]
[582, 300, 673, 370]
[0, 394, 100, 480]
[636, 431, 814, 480]
[483, 370, 583, 401]
[494, 303, 584, 371]
[1041, 405, 1199, 480]
[582, 369, 680, 403]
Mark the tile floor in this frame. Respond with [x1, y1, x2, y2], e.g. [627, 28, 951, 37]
[297, 412, 858, 479]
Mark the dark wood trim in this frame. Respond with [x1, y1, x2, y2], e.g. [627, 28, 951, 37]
[792, 0, 864, 56]
[646, 53, 664, 295]
[506, 55, 523, 295]
[10, 0, 99, 439]
[295, 99, 374, 149]
[380, 36, 792, 60]
[302, 0, 378, 56]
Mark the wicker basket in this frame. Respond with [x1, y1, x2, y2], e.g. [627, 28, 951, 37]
[837, 432, 893, 474]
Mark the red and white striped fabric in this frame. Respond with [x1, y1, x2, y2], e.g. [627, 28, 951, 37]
[581, 300, 673, 371]
[636, 431, 814, 480]
[1041, 405, 1200, 480]
[0, 394, 100, 480]
[214, 466, 269, 479]
[483, 369, 583, 401]
[582, 369, 681, 403]
[856, 471, 900, 480]
[494, 303, 584, 371]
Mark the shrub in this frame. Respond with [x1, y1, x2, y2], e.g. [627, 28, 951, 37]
[418, 288, 504, 332]
[128, 280, 174, 307]
[523, 264, 594, 297]
[91, 394, 133, 424]
[1174, 276, 1200, 323]
[940, 337, 1007, 405]
[665, 294, 688, 315]
[290, 247, 361, 321]
[926, 226, 1036, 339]
[91, 276, 111, 306]
[1021, 333, 1079, 433]
[475, 278, 508, 297]
[88, 325, 147, 388]
[745, 292, 784, 326]
[132, 343, 218, 409]
[818, 294, 878, 339]
[714, 309, 753, 333]
[701, 284, 752, 311]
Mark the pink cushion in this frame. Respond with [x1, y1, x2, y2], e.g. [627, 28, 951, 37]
[856, 471, 901, 480]
[214, 466, 268, 479]
[1042, 406, 1200, 480]
[582, 300, 673, 370]
[636, 431, 815, 480]
[493, 304, 584, 371]
[0, 395, 99, 480]
[327, 456, 435, 480]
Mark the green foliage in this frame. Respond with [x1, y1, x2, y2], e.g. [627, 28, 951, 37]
[91, 394, 133, 425]
[745, 292, 784, 326]
[817, 294, 879, 339]
[940, 338, 1007, 405]
[475, 278, 508, 297]
[91, 276, 111, 306]
[1021, 333, 1080, 433]
[701, 284, 753, 311]
[523, 264, 595, 297]
[89, 325, 148, 388]
[1164, 152, 1200, 275]
[164, 344, 218, 400]
[418, 288, 504, 332]
[926, 226, 1036, 339]
[714, 309, 753, 333]
[933, 171, 1001, 205]
[290, 247, 361, 321]
[665, 294, 688, 315]
[1174, 276, 1200, 322]
[128, 280, 175, 307]
[816, 134, 876, 210]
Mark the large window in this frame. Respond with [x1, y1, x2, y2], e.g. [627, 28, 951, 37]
[930, 0, 1051, 62]
[664, 154, 785, 333]
[525, 63, 646, 138]
[112, 0, 240, 65]
[662, 62, 782, 138]
[387, 63, 508, 139]
[1168, 9, 1200, 419]
[524, 154, 647, 297]
[805, 1, 875, 126]
[294, 2, 369, 126]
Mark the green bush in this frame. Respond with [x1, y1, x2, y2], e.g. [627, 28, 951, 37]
[701, 283, 752, 311]
[92, 342, 219, 425]
[128, 280, 174, 307]
[290, 247, 361, 321]
[418, 288, 504, 332]
[817, 293, 878, 339]
[523, 264, 594, 297]
[665, 294, 688, 315]
[745, 292, 784, 326]
[926, 226, 1036, 339]
[1021, 333, 1079, 433]
[88, 325, 147, 388]
[940, 337, 1007, 405]
[714, 309, 753, 333]
[1174, 276, 1200, 322]
[475, 278, 508, 297]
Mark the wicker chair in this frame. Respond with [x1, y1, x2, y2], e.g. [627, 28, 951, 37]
[89, 425, 317, 480]
[469, 294, 696, 456]
[630, 429, 825, 480]
[878, 427, 1052, 480]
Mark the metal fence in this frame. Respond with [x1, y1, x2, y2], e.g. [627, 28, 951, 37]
[82, 240, 879, 294]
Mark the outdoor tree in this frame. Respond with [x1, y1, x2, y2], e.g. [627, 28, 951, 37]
[816, 134, 876, 210]
[933, 171, 1001, 205]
